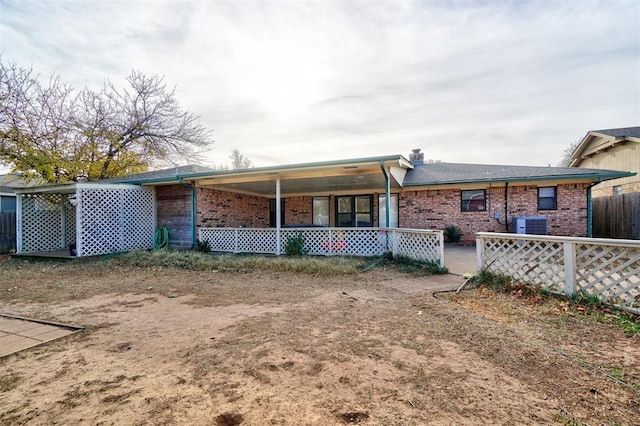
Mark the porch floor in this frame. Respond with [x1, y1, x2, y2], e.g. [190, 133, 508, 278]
[14, 250, 76, 259]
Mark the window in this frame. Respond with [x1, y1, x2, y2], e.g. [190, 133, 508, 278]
[312, 197, 329, 226]
[0, 196, 17, 211]
[461, 189, 486, 212]
[378, 194, 398, 227]
[537, 187, 557, 210]
[336, 195, 372, 227]
[613, 186, 622, 196]
[269, 199, 285, 227]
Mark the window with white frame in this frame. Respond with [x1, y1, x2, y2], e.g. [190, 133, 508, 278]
[378, 194, 398, 227]
[312, 197, 329, 226]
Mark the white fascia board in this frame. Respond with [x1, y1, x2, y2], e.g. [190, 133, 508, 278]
[389, 166, 407, 187]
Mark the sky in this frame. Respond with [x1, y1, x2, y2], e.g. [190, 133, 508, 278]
[1, 0, 639, 170]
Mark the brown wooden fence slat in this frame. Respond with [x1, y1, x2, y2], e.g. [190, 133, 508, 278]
[0, 210, 17, 254]
[593, 192, 640, 240]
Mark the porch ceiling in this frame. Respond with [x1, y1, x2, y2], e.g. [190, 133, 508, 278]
[195, 163, 402, 197]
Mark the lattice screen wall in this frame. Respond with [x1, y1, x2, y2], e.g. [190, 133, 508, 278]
[77, 187, 155, 256]
[478, 233, 640, 314]
[20, 194, 74, 253]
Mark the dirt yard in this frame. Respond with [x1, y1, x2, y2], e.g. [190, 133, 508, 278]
[1, 256, 639, 425]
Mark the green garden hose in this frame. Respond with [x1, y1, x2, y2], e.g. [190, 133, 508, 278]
[153, 226, 170, 250]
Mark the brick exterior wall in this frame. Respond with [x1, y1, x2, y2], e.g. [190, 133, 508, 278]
[284, 196, 313, 225]
[400, 183, 590, 241]
[156, 185, 192, 249]
[196, 188, 270, 228]
[187, 184, 589, 241]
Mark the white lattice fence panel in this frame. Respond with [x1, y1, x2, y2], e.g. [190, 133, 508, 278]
[237, 229, 277, 254]
[79, 187, 154, 256]
[20, 194, 64, 253]
[332, 229, 386, 256]
[576, 243, 640, 312]
[394, 230, 442, 264]
[122, 188, 155, 251]
[199, 228, 237, 252]
[280, 229, 330, 255]
[481, 237, 565, 292]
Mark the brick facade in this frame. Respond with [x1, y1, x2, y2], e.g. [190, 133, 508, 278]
[400, 183, 589, 241]
[156, 185, 192, 249]
[196, 188, 270, 228]
[177, 184, 589, 243]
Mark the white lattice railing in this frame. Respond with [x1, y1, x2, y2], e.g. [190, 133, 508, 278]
[198, 227, 444, 266]
[476, 232, 640, 314]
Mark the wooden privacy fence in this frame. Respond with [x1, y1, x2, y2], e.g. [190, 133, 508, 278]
[198, 227, 445, 266]
[476, 232, 640, 314]
[0, 210, 17, 254]
[592, 192, 640, 240]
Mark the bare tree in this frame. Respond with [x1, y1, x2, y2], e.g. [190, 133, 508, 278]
[229, 148, 252, 169]
[0, 59, 213, 182]
[558, 139, 582, 167]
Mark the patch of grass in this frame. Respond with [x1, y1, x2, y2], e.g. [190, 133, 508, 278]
[0, 373, 21, 392]
[391, 256, 448, 275]
[108, 250, 368, 275]
[553, 412, 585, 426]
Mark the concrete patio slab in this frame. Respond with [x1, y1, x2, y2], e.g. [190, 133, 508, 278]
[445, 244, 477, 276]
[0, 315, 82, 358]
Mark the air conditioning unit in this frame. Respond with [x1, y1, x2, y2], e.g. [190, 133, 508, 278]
[513, 216, 547, 235]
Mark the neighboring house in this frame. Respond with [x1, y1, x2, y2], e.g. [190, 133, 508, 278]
[13, 152, 633, 256]
[570, 126, 640, 197]
[0, 173, 32, 253]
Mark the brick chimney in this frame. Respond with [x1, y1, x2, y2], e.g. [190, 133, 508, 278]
[409, 148, 424, 165]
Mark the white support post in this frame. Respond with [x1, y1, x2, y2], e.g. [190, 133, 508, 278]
[439, 231, 445, 268]
[60, 197, 66, 249]
[75, 189, 82, 257]
[16, 195, 22, 254]
[476, 237, 483, 272]
[563, 242, 577, 296]
[276, 179, 281, 255]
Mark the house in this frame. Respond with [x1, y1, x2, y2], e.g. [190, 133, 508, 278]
[0, 173, 31, 253]
[570, 126, 640, 197]
[13, 151, 633, 257]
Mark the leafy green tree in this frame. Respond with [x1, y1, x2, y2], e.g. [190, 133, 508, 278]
[0, 59, 213, 182]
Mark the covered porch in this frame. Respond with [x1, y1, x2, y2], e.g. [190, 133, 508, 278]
[15, 183, 156, 257]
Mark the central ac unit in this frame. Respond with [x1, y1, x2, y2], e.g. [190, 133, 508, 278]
[513, 216, 547, 235]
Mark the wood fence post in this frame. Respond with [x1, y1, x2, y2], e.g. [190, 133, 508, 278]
[564, 242, 577, 296]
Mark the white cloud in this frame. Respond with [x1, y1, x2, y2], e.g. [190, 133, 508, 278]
[1, 0, 638, 168]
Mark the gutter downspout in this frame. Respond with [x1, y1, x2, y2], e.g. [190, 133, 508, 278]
[380, 161, 391, 252]
[586, 179, 601, 238]
[178, 176, 196, 248]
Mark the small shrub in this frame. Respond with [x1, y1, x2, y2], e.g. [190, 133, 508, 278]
[444, 225, 463, 243]
[284, 233, 308, 256]
[474, 269, 514, 292]
[193, 239, 211, 253]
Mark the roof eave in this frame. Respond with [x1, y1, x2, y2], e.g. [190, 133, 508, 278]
[404, 171, 636, 187]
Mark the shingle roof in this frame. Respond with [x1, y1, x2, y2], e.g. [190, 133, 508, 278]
[591, 126, 640, 139]
[101, 165, 217, 183]
[403, 162, 634, 186]
[0, 173, 34, 193]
